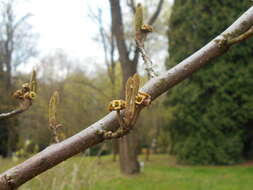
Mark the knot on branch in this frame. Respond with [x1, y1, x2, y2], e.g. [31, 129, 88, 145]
[215, 26, 253, 50]
[0, 174, 16, 190]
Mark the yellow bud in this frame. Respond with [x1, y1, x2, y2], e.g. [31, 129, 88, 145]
[30, 70, 37, 93]
[141, 24, 153, 33]
[135, 3, 143, 32]
[49, 91, 60, 126]
[29, 91, 37, 100]
[108, 100, 126, 111]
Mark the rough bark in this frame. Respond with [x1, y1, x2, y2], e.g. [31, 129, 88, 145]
[0, 5, 253, 190]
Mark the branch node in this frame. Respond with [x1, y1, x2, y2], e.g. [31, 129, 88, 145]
[105, 74, 151, 140]
[0, 71, 37, 120]
[134, 4, 157, 79]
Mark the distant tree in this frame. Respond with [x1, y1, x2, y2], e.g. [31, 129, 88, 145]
[0, 0, 37, 88]
[89, 0, 171, 164]
[166, 0, 253, 164]
[108, 0, 165, 174]
[16, 51, 123, 151]
[0, 0, 37, 156]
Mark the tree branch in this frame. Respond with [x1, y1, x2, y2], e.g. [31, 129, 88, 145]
[0, 99, 31, 120]
[148, 0, 164, 25]
[127, 0, 136, 14]
[132, 0, 164, 66]
[88, 5, 116, 93]
[1, 5, 253, 190]
[0, 71, 37, 120]
[228, 26, 253, 45]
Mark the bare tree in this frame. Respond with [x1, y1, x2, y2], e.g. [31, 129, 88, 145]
[88, 6, 116, 99]
[0, 1, 37, 156]
[0, 4, 253, 189]
[0, 70, 37, 120]
[88, 5, 118, 162]
[0, 0, 37, 89]
[0, 0, 38, 154]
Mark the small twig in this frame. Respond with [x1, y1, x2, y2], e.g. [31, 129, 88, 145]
[127, 0, 136, 14]
[215, 26, 253, 50]
[0, 99, 31, 120]
[148, 0, 164, 25]
[228, 26, 253, 45]
[49, 91, 64, 143]
[136, 40, 157, 78]
[0, 71, 37, 120]
[135, 3, 157, 79]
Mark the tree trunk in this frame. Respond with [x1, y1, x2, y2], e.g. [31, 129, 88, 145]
[0, 60, 3, 81]
[119, 132, 140, 174]
[109, 0, 140, 174]
[1, 49, 12, 90]
[5, 63, 11, 90]
[112, 139, 118, 161]
[119, 60, 140, 174]
[145, 148, 150, 161]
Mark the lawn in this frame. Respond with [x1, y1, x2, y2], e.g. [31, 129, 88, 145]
[0, 154, 252, 190]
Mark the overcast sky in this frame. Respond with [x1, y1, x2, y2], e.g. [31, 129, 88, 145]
[16, 0, 110, 73]
[16, 0, 170, 74]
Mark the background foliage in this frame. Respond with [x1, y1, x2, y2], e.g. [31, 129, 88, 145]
[166, 0, 253, 165]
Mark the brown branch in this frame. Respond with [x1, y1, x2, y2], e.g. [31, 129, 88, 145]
[148, 0, 164, 25]
[109, 25, 116, 94]
[132, 46, 139, 65]
[88, 4, 116, 96]
[0, 99, 31, 120]
[127, 0, 136, 14]
[1, 5, 253, 190]
[95, 8, 116, 90]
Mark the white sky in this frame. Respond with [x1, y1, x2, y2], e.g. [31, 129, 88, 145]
[16, 0, 171, 74]
[17, 0, 109, 73]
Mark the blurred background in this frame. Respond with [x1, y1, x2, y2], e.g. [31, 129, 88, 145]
[0, 0, 170, 159]
[1, 0, 253, 190]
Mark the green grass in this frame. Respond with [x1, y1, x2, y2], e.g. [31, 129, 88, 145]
[1, 154, 253, 190]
